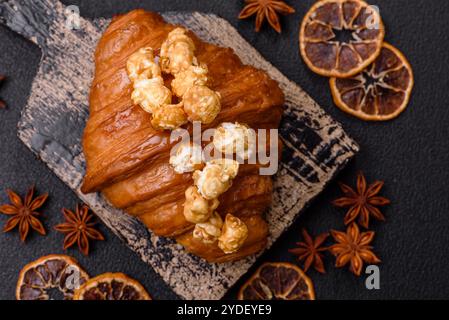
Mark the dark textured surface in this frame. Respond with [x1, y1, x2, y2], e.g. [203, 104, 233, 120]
[1, 0, 359, 299]
[0, 0, 448, 300]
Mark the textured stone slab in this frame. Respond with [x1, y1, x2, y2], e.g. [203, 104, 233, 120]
[0, 0, 359, 299]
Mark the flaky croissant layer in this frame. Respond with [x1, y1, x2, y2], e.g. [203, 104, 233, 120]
[82, 10, 284, 262]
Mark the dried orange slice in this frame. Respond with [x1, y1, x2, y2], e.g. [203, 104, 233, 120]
[16, 254, 89, 300]
[73, 272, 151, 300]
[238, 262, 315, 300]
[300, 0, 384, 77]
[330, 43, 414, 120]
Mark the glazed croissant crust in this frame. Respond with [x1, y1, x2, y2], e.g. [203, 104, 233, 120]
[81, 10, 284, 263]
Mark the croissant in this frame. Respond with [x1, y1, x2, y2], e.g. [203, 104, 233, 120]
[81, 10, 284, 263]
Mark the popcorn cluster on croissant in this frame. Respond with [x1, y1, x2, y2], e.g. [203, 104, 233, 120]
[81, 10, 284, 263]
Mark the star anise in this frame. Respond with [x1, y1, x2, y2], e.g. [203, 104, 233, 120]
[329, 223, 380, 276]
[54, 204, 104, 256]
[289, 229, 329, 274]
[0, 75, 6, 109]
[0, 186, 48, 242]
[239, 0, 295, 33]
[332, 172, 390, 229]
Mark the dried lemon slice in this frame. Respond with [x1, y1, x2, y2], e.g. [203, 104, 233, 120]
[238, 262, 315, 300]
[330, 43, 414, 121]
[300, 0, 384, 77]
[16, 254, 89, 300]
[73, 272, 151, 300]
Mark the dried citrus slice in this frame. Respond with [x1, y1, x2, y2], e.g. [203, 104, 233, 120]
[238, 262, 315, 300]
[73, 272, 151, 300]
[300, 0, 384, 77]
[16, 254, 89, 300]
[330, 43, 414, 120]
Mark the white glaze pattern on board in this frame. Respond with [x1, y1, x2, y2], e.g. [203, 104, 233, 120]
[0, 0, 358, 299]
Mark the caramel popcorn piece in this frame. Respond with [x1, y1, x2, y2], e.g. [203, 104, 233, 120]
[171, 65, 208, 97]
[151, 103, 188, 130]
[193, 158, 239, 200]
[209, 158, 239, 178]
[213, 122, 255, 160]
[169, 142, 203, 174]
[183, 85, 221, 124]
[131, 78, 172, 114]
[126, 47, 161, 82]
[183, 186, 219, 223]
[127, 47, 173, 114]
[193, 211, 223, 244]
[128, 31, 221, 132]
[218, 214, 248, 254]
[160, 28, 196, 75]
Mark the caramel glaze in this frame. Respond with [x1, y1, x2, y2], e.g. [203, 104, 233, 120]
[81, 10, 284, 262]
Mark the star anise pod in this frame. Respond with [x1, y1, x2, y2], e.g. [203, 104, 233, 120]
[54, 204, 104, 256]
[329, 223, 380, 276]
[0, 75, 6, 109]
[239, 0, 295, 33]
[0, 186, 48, 242]
[332, 172, 390, 229]
[289, 229, 329, 274]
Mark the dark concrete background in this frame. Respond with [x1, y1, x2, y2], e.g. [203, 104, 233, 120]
[0, 0, 448, 300]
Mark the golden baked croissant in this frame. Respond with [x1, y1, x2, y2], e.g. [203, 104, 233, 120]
[81, 10, 284, 263]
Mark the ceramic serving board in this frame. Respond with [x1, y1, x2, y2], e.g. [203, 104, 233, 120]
[0, 0, 359, 299]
